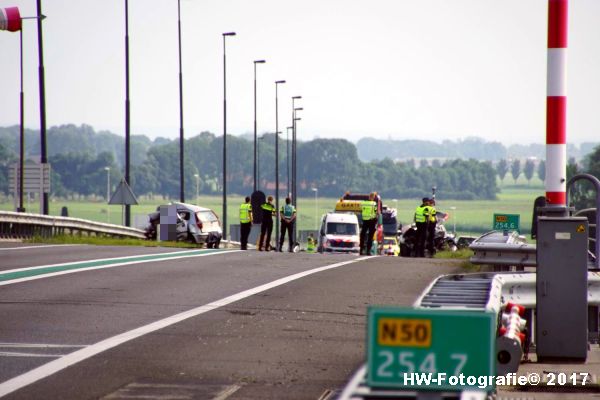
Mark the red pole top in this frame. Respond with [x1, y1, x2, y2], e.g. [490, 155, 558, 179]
[0, 7, 22, 32]
[548, 0, 568, 48]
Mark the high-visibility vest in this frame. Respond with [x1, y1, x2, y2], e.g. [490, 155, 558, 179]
[239, 203, 252, 223]
[281, 204, 296, 219]
[426, 206, 437, 223]
[415, 205, 427, 223]
[361, 200, 376, 221]
[307, 237, 316, 252]
[261, 203, 275, 213]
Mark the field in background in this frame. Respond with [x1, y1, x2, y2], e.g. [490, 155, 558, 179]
[0, 178, 545, 238]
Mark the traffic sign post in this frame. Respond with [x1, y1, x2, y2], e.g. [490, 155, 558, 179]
[367, 307, 496, 392]
[493, 213, 520, 233]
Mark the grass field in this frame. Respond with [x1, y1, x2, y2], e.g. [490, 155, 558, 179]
[1, 176, 545, 238]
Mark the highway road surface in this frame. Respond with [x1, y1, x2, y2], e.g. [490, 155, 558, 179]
[0, 243, 462, 399]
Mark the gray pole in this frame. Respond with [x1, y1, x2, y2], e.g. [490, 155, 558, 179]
[253, 60, 265, 192]
[36, 0, 48, 215]
[275, 80, 286, 250]
[18, 26, 25, 212]
[124, 0, 131, 226]
[177, 0, 185, 203]
[222, 32, 236, 241]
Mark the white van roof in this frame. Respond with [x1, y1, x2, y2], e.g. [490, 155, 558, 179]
[324, 212, 359, 223]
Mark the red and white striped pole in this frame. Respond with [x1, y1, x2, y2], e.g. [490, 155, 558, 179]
[0, 7, 21, 32]
[546, 0, 568, 207]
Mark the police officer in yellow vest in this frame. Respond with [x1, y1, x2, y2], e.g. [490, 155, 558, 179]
[360, 192, 378, 255]
[425, 198, 437, 257]
[306, 233, 316, 253]
[279, 197, 297, 252]
[414, 197, 429, 257]
[258, 196, 276, 251]
[239, 196, 253, 250]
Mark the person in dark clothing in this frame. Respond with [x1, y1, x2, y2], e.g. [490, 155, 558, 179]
[258, 195, 276, 251]
[414, 197, 429, 257]
[359, 192, 378, 255]
[239, 196, 253, 250]
[425, 198, 437, 257]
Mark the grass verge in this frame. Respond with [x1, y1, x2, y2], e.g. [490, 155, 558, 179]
[434, 248, 480, 272]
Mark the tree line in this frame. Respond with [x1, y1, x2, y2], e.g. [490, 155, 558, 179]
[0, 125, 504, 201]
[4, 125, 598, 201]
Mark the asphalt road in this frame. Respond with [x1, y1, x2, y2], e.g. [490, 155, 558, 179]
[0, 244, 462, 399]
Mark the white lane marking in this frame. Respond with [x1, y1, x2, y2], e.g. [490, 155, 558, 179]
[0, 352, 63, 358]
[1, 249, 223, 275]
[0, 256, 369, 397]
[0, 245, 81, 251]
[0, 343, 86, 349]
[0, 250, 239, 287]
[212, 384, 242, 400]
[337, 364, 367, 400]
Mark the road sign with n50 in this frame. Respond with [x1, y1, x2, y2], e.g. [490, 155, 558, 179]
[493, 213, 520, 232]
[367, 307, 496, 391]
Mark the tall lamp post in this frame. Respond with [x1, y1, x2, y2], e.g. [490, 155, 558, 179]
[275, 80, 286, 250]
[124, 0, 132, 226]
[253, 59, 266, 192]
[3, 9, 46, 212]
[257, 134, 266, 189]
[293, 110, 302, 211]
[177, 0, 185, 203]
[36, 0, 48, 215]
[311, 187, 318, 231]
[105, 167, 110, 223]
[291, 97, 301, 207]
[222, 31, 236, 242]
[286, 126, 293, 197]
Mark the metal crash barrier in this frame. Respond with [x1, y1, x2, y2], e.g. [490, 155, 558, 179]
[338, 271, 600, 399]
[0, 211, 146, 240]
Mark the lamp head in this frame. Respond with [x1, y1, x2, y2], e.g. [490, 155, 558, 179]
[222, 32, 236, 37]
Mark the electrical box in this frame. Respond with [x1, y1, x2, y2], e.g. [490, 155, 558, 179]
[536, 216, 588, 362]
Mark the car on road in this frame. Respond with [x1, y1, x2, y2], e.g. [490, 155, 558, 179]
[382, 236, 400, 256]
[317, 212, 360, 254]
[145, 202, 222, 248]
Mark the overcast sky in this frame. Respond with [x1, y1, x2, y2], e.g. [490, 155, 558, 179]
[1, 0, 599, 146]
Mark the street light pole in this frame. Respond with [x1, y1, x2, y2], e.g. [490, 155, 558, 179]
[293, 111, 302, 210]
[275, 80, 286, 250]
[36, 0, 48, 215]
[222, 32, 236, 242]
[124, 0, 131, 226]
[14, 14, 45, 213]
[18, 24, 24, 212]
[105, 167, 110, 223]
[291, 96, 301, 209]
[286, 126, 293, 197]
[177, 0, 185, 203]
[253, 60, 265, 193]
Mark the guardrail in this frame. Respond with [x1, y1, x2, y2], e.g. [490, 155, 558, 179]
[0, 211, 146, 240]
[338, 270, 600, 399]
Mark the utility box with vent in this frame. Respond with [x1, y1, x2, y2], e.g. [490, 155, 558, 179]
[536, 216, 588, 362]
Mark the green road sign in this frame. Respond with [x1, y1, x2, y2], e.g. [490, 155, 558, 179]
[493, 213, 520, 233]
[367, 307, 496, 391]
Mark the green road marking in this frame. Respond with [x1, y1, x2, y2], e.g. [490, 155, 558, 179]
[0, 249, 229, 283]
